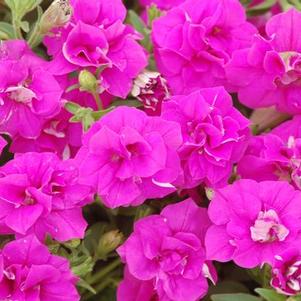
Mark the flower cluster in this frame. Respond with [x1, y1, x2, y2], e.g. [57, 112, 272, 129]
[2, 0, 301, 300]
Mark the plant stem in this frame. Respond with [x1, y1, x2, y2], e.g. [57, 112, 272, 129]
[27, 23, 42, 48]
[12, 17, 22, 39]
[92, 92, 103, 110]
[94, 277, 114, 293]
[82, 278, 114, 301]
[88, 258, 121, 286]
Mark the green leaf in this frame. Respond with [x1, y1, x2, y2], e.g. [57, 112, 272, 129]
[71, 255, 94, 278]
[248, 0, 277, 10]
[127, 10, 145, 35]
[65, 101, 81, 114]
[27, 5, 44, 47]
[134, 204, 155, 221]
[248, 264, 272, 287]
[83, 222, 110, 256]
[288, 295, 301, 301]
[255, 288, 287, 301]
[211, 293, 261, 301]
[77, 278, 97, 295]
[111, 99, 142, 108]
[91, 107, 115, 120]
[0, 22, 15, 39]
[127, 10, 152, 51]
[20, 21, 29, 32]
[287, 0, 301, 10]
[5, 0, 42, 19]
[63, 239, 81, 250]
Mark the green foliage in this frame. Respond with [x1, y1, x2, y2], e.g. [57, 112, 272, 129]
[255, 288, 287, 301]
[248, 264, 272, 288]
[4, 0, 42, 19]
[127, 10, 152, 51]
[65, 101, 115, 131]
[147, 4, 162, 26]
[4, 0, 42, 38]
[279, 0, 301, 10]
[0, 22, 14, 39]
[247, 0, 277, 15]
[211, 293, 261, 301]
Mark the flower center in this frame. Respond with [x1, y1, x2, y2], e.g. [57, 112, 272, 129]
[276, 51, 301, 87]
[250, 209, 289, 243]
[286, 260, 301, 292]
[157, 250, 187, 275]
[5, 85, 36, 104]
[187, 121, 207, 146]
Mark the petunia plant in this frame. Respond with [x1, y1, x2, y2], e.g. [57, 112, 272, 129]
[1, 0, 301, 300]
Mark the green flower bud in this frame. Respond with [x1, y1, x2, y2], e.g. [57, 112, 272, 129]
[78, 70, 98, 93]
[97, 230, 123, 260]
[205, 187, 215, 201]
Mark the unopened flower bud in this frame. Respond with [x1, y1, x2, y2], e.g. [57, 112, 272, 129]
[40, 0, 72, 34]
[97, 230, 123, 259]
[132, 70, 169, 115]
[78, 70, 98, 93]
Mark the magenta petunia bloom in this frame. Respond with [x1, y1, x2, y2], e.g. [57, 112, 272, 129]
[238, 116, 301, 189]
[9, 109, 83, 159]
[205, 179, 301, 268]
[152, 0, 256, 94]
[76, 106, 182, 208]
[70, 0, 126, 26]
[117, 267, 159, 301]
[271, 248, 301, 295]
[0, 40, 63, 139]
[44, 0, 147, 98]
[118, 199, 217, 301]
[226, 9, 301, 114]
[161, 87, 250, 188]
[0, 235, 79, 300]
[0, 152, 91, 241]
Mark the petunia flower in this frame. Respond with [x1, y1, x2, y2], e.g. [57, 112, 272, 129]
[118, 199, 217, 301]
[0, 40, 62, 139]
[205, 179, 301, 268]
[271, 248, 301, 295]
[161, 87, 250, 188]
[238, 116, 301, 190]
[44, 0, 147, 98]
[152, 0, 257, 94]
[0, 235, 79, 300]
[226, 9, 301, 114]
[0, 152, 91, 241]
[75, 106, 183, 208]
